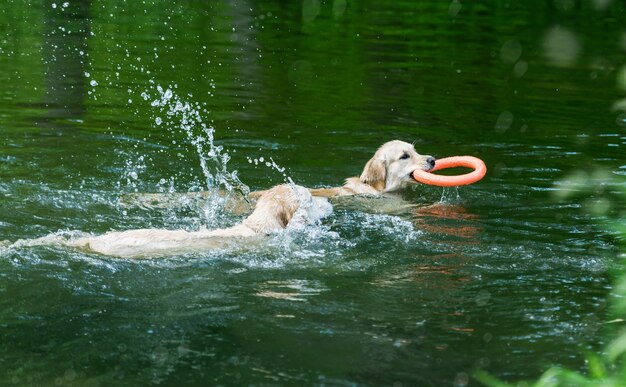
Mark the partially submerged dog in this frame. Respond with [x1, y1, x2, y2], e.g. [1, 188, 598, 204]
[4, 140, 433, 258]
[119, 140, 435, 211]
[4, 184, 332, 258]
[248, 140, 435, 200]
[315, 140, 435, 196]
[311, 140, 435, 197]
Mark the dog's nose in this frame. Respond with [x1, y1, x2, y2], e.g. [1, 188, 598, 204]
[426, 157, 436, 168]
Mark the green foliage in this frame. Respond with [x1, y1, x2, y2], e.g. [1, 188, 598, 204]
[476, 330, 626, 386]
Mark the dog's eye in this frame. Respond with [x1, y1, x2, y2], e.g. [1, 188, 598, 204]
[399, 153, 410, 160]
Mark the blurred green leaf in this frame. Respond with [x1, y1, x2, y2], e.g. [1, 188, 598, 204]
[606, 328, 626, 362]
[533, 367, 592, 386]
[585, 352, 606, 380]
[473, 370, 515, 387]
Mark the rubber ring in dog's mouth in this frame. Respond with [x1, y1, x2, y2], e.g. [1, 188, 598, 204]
[411, 156, 486, 187]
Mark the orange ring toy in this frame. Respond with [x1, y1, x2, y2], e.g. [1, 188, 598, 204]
[412, 156, 486, 187]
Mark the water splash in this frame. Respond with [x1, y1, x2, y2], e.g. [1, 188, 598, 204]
[115, 85, 254, 225]
[122, 154, 147, 193]
[148, 85, 249, 196]
[247, 156, 294, 184]
[438, 187, 462, 203]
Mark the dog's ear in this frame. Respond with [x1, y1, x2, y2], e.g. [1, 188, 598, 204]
[277, 206, 292, 228]
[360, 156, 386, 191]
[275, 199, 299, 228]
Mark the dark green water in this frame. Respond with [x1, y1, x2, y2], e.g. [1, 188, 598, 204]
[1, 1, 625, 385]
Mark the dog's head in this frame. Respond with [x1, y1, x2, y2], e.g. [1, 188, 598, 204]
[359, 140, 435, 192]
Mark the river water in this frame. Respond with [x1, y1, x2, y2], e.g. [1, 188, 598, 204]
[1, 1, 625, 385]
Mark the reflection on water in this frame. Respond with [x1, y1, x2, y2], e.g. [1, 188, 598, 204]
[41, 0, 91, 124]
[0, 0, 623, 385]
[413, 202, 482, 240]
[256, 279, 327, 302]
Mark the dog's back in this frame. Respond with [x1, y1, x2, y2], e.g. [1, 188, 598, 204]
[3, 184, 332, 258]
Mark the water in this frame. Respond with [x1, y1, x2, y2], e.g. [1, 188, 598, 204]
[1, 0, 625, 385]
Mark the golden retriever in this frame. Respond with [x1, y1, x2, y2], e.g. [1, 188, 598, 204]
[307, 140, 435, 197]
[4, 184, 332, 258]
[121, 140, 434, 207]
[1, 140, 434, 258]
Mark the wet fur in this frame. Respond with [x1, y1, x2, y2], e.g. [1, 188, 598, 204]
[122, 140, 433, 206]
[6, 185, 331, 258]
[307, 140, 434, 197]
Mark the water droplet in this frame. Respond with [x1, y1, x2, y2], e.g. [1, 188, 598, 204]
[332, 0, 347, 19]
[513, 61, 528, 78]
[155, 117, 162, 125]
[302, 0, 321, 24]
[591, 0, 612, 11]
[495, 111, 514, 132]
[90, 79, 98, 87]
[543, 26, 580, 67]
[500, 40, 523, 63]
[454, 372, 469, 387]
[448, 0, 462, 17]
[616, 65, 626, 91]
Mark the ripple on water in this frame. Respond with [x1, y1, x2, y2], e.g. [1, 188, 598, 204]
[0, 205, 431, 273]
[255, 279, 328, 302]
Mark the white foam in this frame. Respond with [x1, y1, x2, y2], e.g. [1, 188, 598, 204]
[287, 185, 333, 230]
